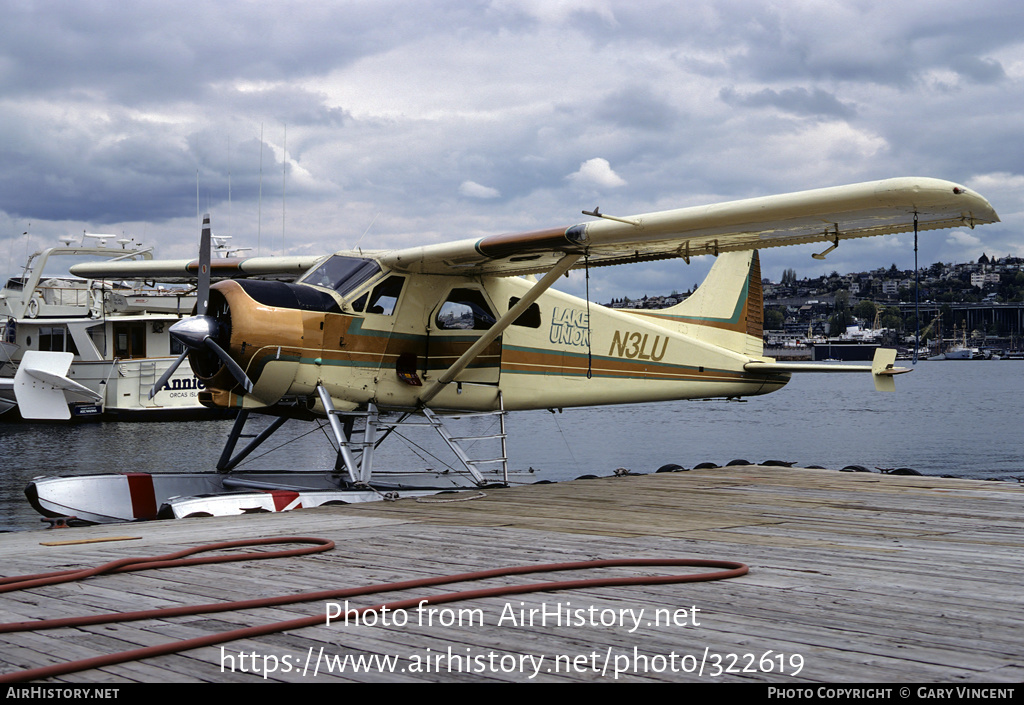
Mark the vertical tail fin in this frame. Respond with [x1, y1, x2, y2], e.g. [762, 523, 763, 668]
[635, 251, 764, 357]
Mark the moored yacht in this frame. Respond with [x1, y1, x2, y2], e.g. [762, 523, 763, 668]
[0, 234, 215, 420]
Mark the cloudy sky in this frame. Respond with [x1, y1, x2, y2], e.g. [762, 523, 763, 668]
[2, 0, 1022, 301]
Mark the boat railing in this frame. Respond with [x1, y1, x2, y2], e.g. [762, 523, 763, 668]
[21, 283, 97, 319]
[39, 282, 92, 307]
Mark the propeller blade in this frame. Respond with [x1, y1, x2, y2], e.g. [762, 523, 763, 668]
[197, 214, 212, 316]
[205, 337, 254, 394]
[149, 350, 191, 399]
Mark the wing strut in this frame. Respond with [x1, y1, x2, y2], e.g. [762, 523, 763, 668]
[418, 253, 582, 405]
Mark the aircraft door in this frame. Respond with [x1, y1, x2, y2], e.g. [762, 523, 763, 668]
[335, 275, 409, 386]
[428, 286, 501, 385]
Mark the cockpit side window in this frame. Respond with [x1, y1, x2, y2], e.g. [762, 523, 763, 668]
[435, 288, 496, 330]
[300, 256, 380, 297]
[352, 276, 405, 315]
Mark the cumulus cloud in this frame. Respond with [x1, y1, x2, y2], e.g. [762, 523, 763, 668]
[567, 158, 627, 188]
[459, 180, 501, 199]
[943, 230, 987, 263]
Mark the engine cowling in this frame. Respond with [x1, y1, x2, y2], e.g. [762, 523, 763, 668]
[193, 279, 341, 408]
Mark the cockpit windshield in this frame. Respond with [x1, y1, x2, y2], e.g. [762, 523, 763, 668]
[299, 255, 381, 297]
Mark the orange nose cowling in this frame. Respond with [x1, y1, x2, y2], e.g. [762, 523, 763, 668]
[193, 279, 309, 405]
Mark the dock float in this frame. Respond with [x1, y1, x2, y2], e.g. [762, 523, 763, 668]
[0, 466, 1022, 683]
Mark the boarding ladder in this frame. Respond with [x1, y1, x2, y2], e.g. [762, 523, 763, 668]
[137, 360, 159, 406]
[420, 398, 509, 486]
[316, 387, 509, 487]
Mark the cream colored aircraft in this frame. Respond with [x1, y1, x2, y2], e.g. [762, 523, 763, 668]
[26, 176, 998, 522]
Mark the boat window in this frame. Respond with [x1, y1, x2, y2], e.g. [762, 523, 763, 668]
[353, 276, 405, 315]
[88, 326, 108, 356]
[436, 289, 496, 330]
[113, 322, 146, 359]
[39, 327, 62, 352]
[299, 256, 381, 297]
[38, 326, 79, 355]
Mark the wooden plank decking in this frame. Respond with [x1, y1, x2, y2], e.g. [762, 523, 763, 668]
[0, 466, 1022, 683]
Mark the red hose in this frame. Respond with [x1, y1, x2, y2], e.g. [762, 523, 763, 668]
[0, 536, 335, 593]
[0, 537, 747, 683]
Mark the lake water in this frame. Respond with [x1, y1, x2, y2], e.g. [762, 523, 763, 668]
[2, 361, 1021, 532]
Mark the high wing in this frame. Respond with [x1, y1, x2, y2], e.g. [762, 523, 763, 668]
[66, 176, 997, 283]
[381, 177, 998, 276]
[70, 255, 324, 282]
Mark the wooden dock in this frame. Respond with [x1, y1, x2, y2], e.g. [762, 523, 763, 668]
[1, 466, 1022, 683]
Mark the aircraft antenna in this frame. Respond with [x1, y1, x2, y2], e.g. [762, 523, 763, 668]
[353, 212, 380, 250]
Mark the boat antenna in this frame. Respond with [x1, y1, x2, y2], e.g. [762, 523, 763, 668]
[6, 224, 24, 285]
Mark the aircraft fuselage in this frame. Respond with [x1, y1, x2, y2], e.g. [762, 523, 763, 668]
[196, 257, 788, 415]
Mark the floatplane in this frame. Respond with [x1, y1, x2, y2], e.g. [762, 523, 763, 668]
[25, 177, 998, 523]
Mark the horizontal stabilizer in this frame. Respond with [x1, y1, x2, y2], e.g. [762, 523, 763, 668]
[13, 351, 101, 420]
[744, 347, 909, 392]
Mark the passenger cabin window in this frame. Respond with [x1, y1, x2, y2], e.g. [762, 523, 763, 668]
[508, 297, 542, 328]
[300, 256, 381, 297]
[436, 289, 496, 330]
[352, 276, 405, 315]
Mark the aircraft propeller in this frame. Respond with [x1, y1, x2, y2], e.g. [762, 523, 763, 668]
[148, 215, 254, 399]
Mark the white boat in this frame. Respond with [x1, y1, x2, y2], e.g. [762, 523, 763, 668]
[940, 345, 975, 360]
[928, 327, 978, 361]
[25, 468, 492, 523]
[0, 235, 217, 420]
